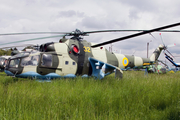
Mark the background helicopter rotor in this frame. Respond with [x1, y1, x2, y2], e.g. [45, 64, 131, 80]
[159, 33, 176, 58]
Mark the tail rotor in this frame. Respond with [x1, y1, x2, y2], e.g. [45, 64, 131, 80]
[159, 33, 176, 58]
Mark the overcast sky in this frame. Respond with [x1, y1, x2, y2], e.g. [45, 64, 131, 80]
[1, 0, 180, 67]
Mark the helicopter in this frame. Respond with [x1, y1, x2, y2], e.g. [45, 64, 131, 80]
[2, 22, 180, 80]
[0, 56, 11, 71]
[130, 60, 169, 74]
[145, 60, 170, 74]
[0, 44, 38, 71]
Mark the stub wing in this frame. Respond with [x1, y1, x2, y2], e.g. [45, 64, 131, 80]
[88, 57, 123, 79]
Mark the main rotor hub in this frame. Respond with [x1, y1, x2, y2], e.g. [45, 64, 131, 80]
[66, 29, 88, 40]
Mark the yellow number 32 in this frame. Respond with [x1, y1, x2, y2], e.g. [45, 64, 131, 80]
[83, 46, 91, 52]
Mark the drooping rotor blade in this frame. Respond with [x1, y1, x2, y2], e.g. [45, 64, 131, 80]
[91, 22, 180, 48]
[0, 32, 68, 36]
[0, 35, 65, 46]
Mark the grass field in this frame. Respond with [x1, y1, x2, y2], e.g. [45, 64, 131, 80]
[0, 71, 179, 120]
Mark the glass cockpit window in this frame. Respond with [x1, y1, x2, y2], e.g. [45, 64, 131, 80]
[21, 55, 40, 66]
[13, 52, 30, 58]
[0, 58, 5, 65]
[9, 59, 20, 68]
[41, 54, 52, 67]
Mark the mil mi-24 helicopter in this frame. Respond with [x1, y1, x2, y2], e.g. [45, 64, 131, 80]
[0, 56, 11, 71]
[0, 44, 37, 71]
[1, 22, 180, 79]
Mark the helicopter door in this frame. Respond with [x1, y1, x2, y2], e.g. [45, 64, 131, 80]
[62, 55, 77, 76]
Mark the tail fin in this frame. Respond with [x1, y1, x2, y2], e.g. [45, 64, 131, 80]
[149, 44, 164, 61]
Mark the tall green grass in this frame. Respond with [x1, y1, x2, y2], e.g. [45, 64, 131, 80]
[0, 71, 179, 120]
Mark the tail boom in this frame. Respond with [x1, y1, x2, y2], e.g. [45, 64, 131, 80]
[114, 44, 164, 69]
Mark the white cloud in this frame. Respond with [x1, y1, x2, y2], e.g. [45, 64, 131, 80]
[0, 0, 180, 65]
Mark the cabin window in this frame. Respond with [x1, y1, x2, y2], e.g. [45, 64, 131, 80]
[41, 54, 52, 67]
[9, 59, 20, 68]
[65, 61, 69, 65]
[72, 62, 76, 65]
[21, 55, 40, 67]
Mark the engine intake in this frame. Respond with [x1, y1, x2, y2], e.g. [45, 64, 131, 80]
[40, 42, 55, 52]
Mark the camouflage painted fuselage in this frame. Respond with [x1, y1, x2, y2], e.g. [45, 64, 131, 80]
[5, 39, 164, 79]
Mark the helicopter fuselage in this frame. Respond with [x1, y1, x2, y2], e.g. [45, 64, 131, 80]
[4, 39, 163, 79]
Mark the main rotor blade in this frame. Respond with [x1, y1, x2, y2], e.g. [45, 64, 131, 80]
[0, 35, 65, 46]
[91, 22, 180, 48]
[85, 30, 180, 34]
[0, 32, 68, 36]
[1, 30, 180, 36]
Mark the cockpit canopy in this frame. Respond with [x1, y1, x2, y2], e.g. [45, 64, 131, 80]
[7, 50, 40, 68]
[9, 59, 20, 68]
[21, 55, 40, 67]
[6, 49, 56, 69]
[0, 58, 6, 66]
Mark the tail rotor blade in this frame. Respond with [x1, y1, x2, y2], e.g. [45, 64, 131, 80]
[159, 33, 165, 46]
[167, 43, 176, 48]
